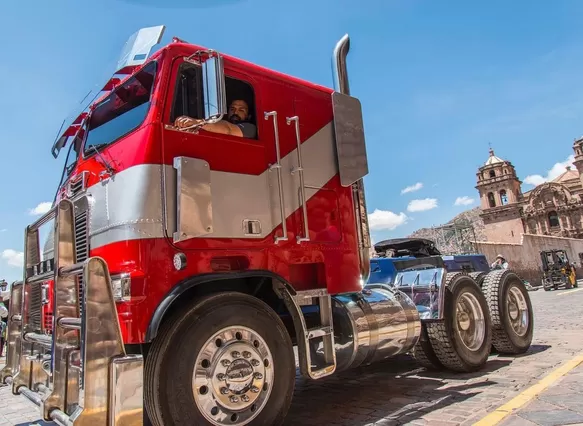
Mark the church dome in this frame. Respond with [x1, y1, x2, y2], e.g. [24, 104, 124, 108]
[484, 148, 504, 166]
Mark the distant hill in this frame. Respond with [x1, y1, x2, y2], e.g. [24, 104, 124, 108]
[407, 207, 487, 253]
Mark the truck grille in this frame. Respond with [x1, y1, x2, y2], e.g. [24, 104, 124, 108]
[29, 282, 43, 330]
[39, 203, 90, 333]
[74, 210, 89, 309]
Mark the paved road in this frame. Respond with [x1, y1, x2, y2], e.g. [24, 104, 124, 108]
[1, 286, 582, 426]
[499, 362, 583, 426]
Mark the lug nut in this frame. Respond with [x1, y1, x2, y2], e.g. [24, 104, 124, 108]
[221, 360, 231, 367]
[251, 386, 260, 393]
[220, 387, 229, 395]
[242, 351, 252, 359]
[241, 395, 250, 402]
[254, 372, 263, 380]
[217, 373, 226, 381]
[230, 396, 239, 403]
[251, 359, 260, 367]
[231, 351, 241, 358]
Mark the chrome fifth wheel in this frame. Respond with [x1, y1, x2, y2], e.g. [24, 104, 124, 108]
[144, 292, 295, 426]
[426, 272, 492, 373]
[482, 270, 533, 354]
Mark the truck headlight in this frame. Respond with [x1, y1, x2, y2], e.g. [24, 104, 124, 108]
[111, 273, 131, 302]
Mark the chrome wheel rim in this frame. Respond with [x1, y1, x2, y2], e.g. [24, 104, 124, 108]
[192, 326, 274, 426]
[455, 292, 486, 351]
[507, 286, 529, 337]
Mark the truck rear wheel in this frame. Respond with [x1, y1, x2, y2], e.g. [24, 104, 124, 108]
[412, 324, 443, 370]
[144, 292, 295, 426]
[482, 270, 533, 354]
[469, 271, 486, 288]
[425, 273, 492, 373]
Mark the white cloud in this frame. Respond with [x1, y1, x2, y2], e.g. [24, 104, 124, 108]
[407, 198, 438, 212]
[1, 249, 24, 268]
[0, 229, 6, 232]
[368, 209, 408, 231]
[524, 154, 575, 186]
[454, 196, 476, 206]
[401, 182, 423, 194]
[29, 201, 52, 216]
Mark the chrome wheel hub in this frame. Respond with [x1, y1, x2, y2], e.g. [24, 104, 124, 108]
[193, 326, 274, 426]
[456, 292, 486, 351]
[507, 286, 529, 337]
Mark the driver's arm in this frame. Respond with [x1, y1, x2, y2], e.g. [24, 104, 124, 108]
[200, 121, 243, 137]
[174, 116, 243, 137]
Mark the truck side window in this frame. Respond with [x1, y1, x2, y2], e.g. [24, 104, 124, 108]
[170, 62, 203, 123]
[170, 62, 258, 140]
[224, 77, 258, 140]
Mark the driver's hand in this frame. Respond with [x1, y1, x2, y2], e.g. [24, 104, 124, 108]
[175, 116, 203, 128]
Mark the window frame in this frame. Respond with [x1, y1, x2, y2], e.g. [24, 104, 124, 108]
[487, 192, 496, 208]
[163, 57, 261, 143]
[548, 211, 560, 228]
[81, 59, 159, 160]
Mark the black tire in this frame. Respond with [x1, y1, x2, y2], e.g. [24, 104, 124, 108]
[144, 292, 295, 426]
[425, 272, 492, 373]
[469, 271, 487, 288]
[412, 323, 443, 370]
[482, 270, 533, 355]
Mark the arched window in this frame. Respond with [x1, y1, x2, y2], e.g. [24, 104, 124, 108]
[488, 192, 496, 208]
[548, 211, 560, 228]
[500, 190, 508, 205]
[489, 170, 496, 178]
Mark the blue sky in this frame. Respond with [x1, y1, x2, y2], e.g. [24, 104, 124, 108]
[2, 0, 583, 283]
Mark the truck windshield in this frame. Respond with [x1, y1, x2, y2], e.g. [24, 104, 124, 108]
[83, 60, 157, 155]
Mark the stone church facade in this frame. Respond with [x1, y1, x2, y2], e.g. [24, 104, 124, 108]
[475, 138, 583, 243]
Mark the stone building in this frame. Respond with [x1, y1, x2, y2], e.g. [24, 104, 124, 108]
[475, 139, 583, 244]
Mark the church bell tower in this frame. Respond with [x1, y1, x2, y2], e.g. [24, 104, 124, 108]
[475, 148, 524, 243]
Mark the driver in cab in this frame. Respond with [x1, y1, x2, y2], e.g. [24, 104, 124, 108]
[174, 99, 257, 139]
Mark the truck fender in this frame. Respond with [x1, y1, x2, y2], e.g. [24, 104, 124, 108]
[145, 270, 297, 342]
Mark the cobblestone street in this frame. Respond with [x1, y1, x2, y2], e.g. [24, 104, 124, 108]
[1, 286, 582, 426]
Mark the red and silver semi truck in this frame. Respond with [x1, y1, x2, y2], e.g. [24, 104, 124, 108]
[0, 25, 533, 426]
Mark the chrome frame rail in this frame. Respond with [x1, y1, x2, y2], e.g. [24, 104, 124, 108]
[0, 199, 143, 426]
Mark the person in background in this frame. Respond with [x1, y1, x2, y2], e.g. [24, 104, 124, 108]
[491, 254, 509, 270]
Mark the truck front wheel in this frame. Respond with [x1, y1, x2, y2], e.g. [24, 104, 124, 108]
[144, 292, 296, 426]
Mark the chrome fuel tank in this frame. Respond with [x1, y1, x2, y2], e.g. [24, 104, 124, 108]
[328, 286, 421, 372]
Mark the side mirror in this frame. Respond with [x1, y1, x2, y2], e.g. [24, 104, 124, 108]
[51, 136, 67, 158]
[201, 51, 227, 123]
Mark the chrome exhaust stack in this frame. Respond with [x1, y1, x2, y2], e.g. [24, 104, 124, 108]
[0, 199, 143, 426]
[332, 34, 372, 285]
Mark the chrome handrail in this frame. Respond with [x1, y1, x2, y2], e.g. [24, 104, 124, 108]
[265, 110, 288, 243]
[287, 115, 310, 243]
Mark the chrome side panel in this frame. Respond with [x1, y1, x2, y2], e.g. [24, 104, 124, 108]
[392, 268, 446, 320]
[323, 287, 421, 373]
[172, 156, 213, 243]
[387, 257, 448, 320]
[110, 356, 144, 426]
[89, 165, 167, 249]
[331, 92, 368, 187]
